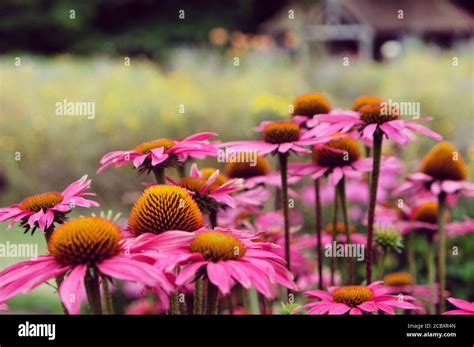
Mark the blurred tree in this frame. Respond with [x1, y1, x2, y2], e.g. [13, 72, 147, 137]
[0, 0, 288, 60]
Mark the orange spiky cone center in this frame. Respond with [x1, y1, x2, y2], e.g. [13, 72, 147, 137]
[128, 185, 203, 236]
[48, 217, 121, 266]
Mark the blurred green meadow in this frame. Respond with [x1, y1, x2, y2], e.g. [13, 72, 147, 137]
[1, 46, 473, 312]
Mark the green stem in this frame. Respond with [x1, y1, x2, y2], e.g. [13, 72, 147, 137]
[248, 288, 260, 314]
[209, 210, 218, 229]
[193, 279, 204, 315]
[278, 152, 291, 272]
[102, 277, 113, 314]
[437, 192, 447, 313]
[44, 229, 69, 315]
[207, 281, 219, 314]
[85, 269, 102, 315]
[153, 167, 165, 184]
[366, 129, 383, 284]
[375, 250, 387, 280]
[314, 178, 323, 290]
[330, 187, 339, 286]
[337, 177, 354, 284]
[427, 238, 436, 314]
[178, 163, 186, 179]
[170, 293, 181, 315]
[407, 232, 417, 285]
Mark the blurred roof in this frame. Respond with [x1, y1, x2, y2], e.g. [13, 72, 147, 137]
[345, 0, 474, 33]
[262, 0, 474, 34]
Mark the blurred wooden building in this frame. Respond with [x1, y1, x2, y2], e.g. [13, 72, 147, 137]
[261, 0, 474, 60]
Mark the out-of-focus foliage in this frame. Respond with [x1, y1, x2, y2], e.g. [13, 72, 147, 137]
[1, 46, 472, 207]
[0, 0, 287, 60]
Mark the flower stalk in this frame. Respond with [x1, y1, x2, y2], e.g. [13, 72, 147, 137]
[437, 192, 447, 313]
[278, 152, 291, 272]
[193, 279, 204, 315]
[407, 233, 417, 285]
[207, 281, 219, 314]
[427, 238, 436, 314]
[102, 277, 113, 314]
[153, 167, 165, 184]
[366, 129, 383, 284]
[314, 178, 323, 289]
[330, 189, 339, 286]
[85, 269, 102, 315]
[337, 177, 354, 284]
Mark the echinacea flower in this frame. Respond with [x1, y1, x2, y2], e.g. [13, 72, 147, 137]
[127, 185, 204, 237]
[309, 103, 442, 145]
[383, 272, 448, 308]
[400, 200, 474, 239]
[0, 217, 173, 314]
[162, 228, 298, 299]
[97, 132, 218, 175]
[290, 93, 332, 126]
[443, 297, 474, 315]
[322, 222, 367, 245]
[0, 175, 98, 233]
[297, 281, 418, 315]
[351, 95, 384, 112]
[396, 142, 474, 197]
[223, 120, 336, 156]
[168, 164, 244, 212]
[289, 134, 372, 186]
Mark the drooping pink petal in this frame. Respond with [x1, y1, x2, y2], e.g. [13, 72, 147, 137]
[207, 261, 232, 295]
[0, 257, 68, 302]
[59, 264, 87, 314]
[181, 132, 218, 142]
[446, 298, 474, 312]
[404, 121, 443, 141]
[350, 307, 363, 315]
[97, 256, 173, 292]
[328, 303, 351, 314]
[278, 143, 293, 153]
[175, 261, 207, 286]
[133, 154, 150, 168]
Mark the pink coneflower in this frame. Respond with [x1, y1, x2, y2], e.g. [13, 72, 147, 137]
[0, 303, 8, 311]
[297, 281, 418, 315]
[0, 217, 173, 314]
[442, 297, 474, 315]
[401, 200, 474, 238]
[321, 222, 367, 245]
[225, 153, 302, 193]
[224, 120, 335, 156]
[308, 105, 442, 145]
[160, 228, 297, 313]
[290, 93, 332, 127]
[397, 142, 473, 313]
[0, 175, 98, 234]
[383, 272, 448, 314]
[96, 132, 218, 179]
[167, 165, 243, 226]
[311, 103, 441, 285]
[223, 120, 337, 276]
[396, 142, 474, 197]
[289, 134, 372, 186]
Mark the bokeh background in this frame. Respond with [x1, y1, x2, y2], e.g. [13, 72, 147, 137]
[0, 0, 473, 313]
